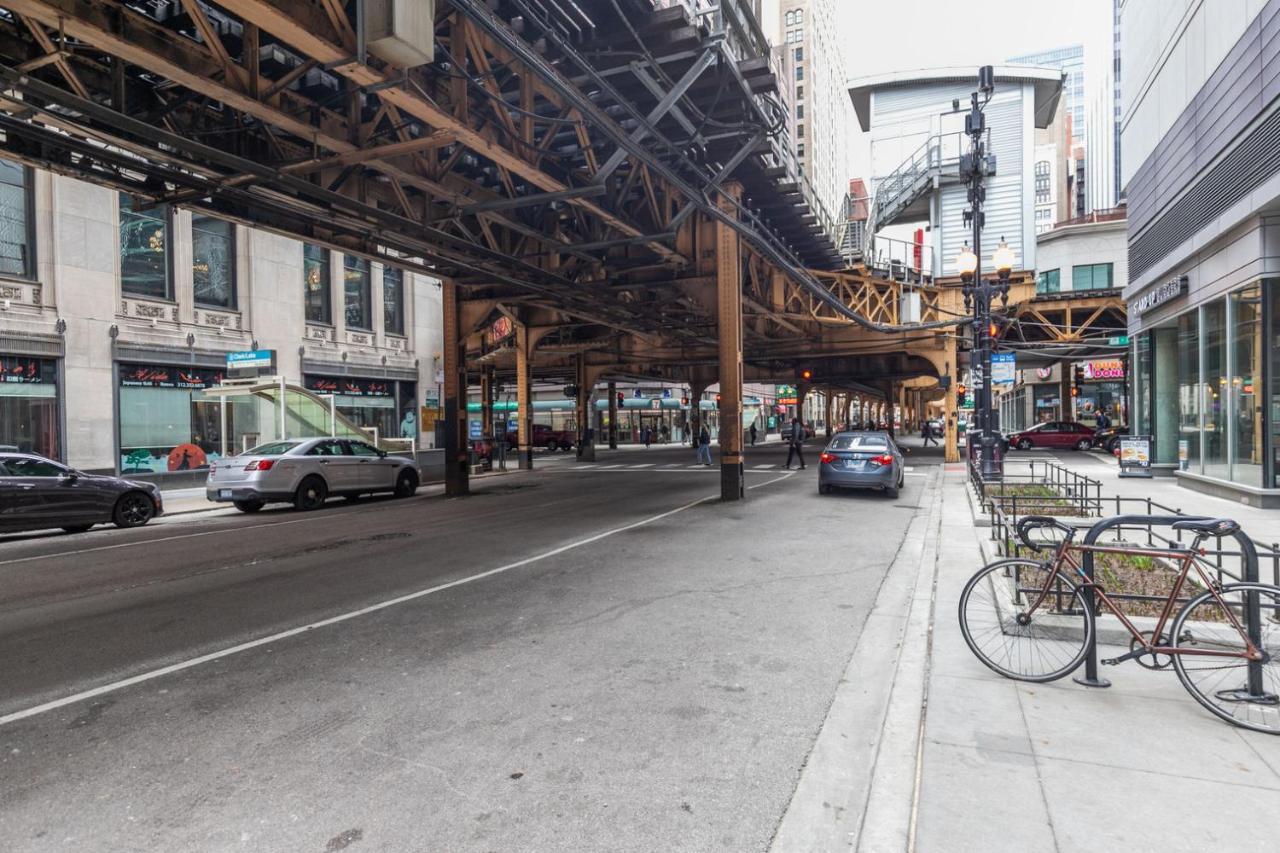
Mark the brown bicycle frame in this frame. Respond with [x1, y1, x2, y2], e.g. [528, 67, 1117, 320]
[1021, 540, 1265, 663]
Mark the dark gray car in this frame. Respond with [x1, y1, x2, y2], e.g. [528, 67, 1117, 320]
[0, 452, 163, 535]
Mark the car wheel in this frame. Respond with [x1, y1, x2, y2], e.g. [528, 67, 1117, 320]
[62, 524, 93, 534]
[293, 475, 328, 511]
[1016, 438, 1032, 450]
[234, 500, 265, 513]
[1107, 437, 1121, 455]
[113, 492, 155, 528]
[545, 440, 558, 452]
[1074, 438, 1092, 451]
[394, 469, 419, 498]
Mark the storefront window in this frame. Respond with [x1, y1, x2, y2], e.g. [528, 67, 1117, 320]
[119, 193, 170, 300]
[1230, 285, 1263, 486]
[1270, 280, 1280, 488]
[1177, 311, 1200, 472]
[0, 355, 59, 458]
[192, 214, 235, 308]
[383, 266, 404, 335]
[1202, 299, 1228, 480]
[343, 255, 371, 330]
[0, 159, 33, 278]
[118, 364, 256, 473]
[1133, 334, 1150, 436]
[304, 244, 331, 324]
[1150, 326, 1180, 465]
[304, 375, 416, 442]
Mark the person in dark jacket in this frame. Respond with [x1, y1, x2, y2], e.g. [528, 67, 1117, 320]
[696, 424, 713, 466]
[784, 417, 806, 470]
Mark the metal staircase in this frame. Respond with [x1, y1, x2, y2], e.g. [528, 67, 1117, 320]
[865, 131, 966, 245]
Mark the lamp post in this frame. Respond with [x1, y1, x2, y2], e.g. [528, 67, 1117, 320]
[956, 66, 1013, 480]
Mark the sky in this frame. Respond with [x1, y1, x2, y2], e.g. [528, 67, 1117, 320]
[837, 0, 1114, 179]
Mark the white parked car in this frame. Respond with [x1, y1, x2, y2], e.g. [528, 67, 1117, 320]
[206, 437, 420, 512]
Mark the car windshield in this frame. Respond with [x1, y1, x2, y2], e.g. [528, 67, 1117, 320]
[244, 441, 301, 456]
[830, 434, 890, 451]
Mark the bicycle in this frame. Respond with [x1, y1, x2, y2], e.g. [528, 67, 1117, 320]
[958, 514, 1280, 734]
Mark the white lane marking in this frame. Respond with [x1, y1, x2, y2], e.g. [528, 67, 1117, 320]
[906, 472, 927, 477]
[598, 464, 625, 469]
[687, 464, 705, 469]
[904, 466, 916, 472]
[628, 463, 655, 469]
[1, 472, 797, 727]
[753, 464, 777, 469]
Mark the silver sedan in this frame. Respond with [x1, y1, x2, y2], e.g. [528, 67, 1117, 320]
[206, 437, 420, 512]
[817, 431, 905, 498]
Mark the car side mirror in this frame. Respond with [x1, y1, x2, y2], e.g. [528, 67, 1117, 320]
[61, 471, 79, 482]
[378, 450, 387, 458]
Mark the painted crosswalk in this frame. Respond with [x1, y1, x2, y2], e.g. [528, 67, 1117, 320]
[752, 464, 776, 469]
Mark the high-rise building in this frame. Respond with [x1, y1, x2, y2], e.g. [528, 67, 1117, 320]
[1008, 45, 1085, 144]
[766, 0, 854, 229]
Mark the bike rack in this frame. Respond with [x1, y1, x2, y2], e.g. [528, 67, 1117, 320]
[1074, 515, 1265, 696]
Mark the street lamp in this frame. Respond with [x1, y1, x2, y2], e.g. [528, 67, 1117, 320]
[956, 66, 1009, 481]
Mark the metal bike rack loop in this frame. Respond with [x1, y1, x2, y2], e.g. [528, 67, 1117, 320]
[1074, 515, 1264, 696]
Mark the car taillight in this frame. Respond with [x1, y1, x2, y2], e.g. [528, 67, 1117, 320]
[820, 452, 837, 464]
[871, 454, 894, 466]
[244, 459, 275, 471]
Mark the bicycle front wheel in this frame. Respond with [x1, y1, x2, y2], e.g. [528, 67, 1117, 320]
[958, 558, 1094, 682]
[1170, 583, 1280, 734]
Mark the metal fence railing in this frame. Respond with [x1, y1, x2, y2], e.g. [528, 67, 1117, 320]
[975, 462, 1280, 593]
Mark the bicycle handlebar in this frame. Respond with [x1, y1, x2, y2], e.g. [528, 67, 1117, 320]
[1015, 515, 1075, 553]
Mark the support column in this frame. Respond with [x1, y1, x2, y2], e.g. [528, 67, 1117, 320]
[607, 380, 618, 449]
[480, 365, 495, 438]
[824, 391, 834, 439]
[1059, 362, 1073, 423]
[576, 354, 596, 462]
[516, 322, 534, 469]
[944, 341, 960, 463]
[716, 183, 745, 501]
[841, 395, 852, 430]
[442, 280, 469, 496]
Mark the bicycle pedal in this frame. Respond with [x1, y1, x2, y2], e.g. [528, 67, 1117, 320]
[1101, 649, 1145, 666]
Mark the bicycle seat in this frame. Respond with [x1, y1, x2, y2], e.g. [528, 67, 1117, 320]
[1170, 517, 1240, 537]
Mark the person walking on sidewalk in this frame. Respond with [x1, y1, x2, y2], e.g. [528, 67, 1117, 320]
[784, 417, 806, 469]
[696, 424, 713, 466]
[922, 420, 938, 447]
[749, 423, 758, 446]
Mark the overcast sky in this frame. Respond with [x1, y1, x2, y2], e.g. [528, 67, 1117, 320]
[838, 0, 1114, 178]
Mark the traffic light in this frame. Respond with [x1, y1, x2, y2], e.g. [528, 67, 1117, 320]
[1071, 386, 1080, 398]
[680, 396, 690, 407]
[1073, 365, 1085, 385]
[800, 368, 813, 381]
[563, 384, 579, 399]
[956, 383, 967, 407]
[616, 391, 625, 406]
[715, 393, 722, 408]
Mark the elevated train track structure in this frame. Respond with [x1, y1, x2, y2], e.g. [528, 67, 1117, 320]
[0, 0, 990, 496]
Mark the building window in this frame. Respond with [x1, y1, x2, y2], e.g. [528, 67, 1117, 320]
[1071, 263, 1113, 291]
[191, 214, 235, 309]
[795, 8, 803, 23]
[795, 65, 804, 81]
[785, 10, 795, 25]
[0, 355, 59, 459]
[119, 193, 171, 300]
[304, 375, 418, 440]
[1034, 160, 1050, 204]
[343, 255, 372, 330]
[796, 144, 805, 158]
[1230, 284, 1263, 486]
[797, 124, 805, 139]
[796, 104, 804, 120]
[383, 265, 404, 335]
[0, 159, 34, 279]
[1037, 268, 1060, 294]
[304, 243, 331, 324]
[1203, 299, 1228, 480]
[794, 47, 803, 62]
[796, 85, 804, 99]
[118, 364, 257, 474]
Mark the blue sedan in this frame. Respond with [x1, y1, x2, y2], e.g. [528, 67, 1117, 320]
[817, 431, 905, 498]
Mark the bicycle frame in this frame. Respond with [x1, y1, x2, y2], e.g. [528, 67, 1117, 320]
[1021, 540, 1265, 663]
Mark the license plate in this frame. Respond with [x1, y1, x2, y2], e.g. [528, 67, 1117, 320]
[843, 460, 865, 470]
[219, 489, 232, 498]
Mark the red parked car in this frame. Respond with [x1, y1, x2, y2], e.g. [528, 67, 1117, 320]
[1006, 421, 1096, 451]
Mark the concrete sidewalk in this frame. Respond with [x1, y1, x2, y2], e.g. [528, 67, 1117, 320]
[773, 466, 1280, 852]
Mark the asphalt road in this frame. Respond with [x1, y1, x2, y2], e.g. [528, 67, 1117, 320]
[0, 439, 941, 852]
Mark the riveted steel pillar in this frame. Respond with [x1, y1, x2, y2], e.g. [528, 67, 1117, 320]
[716, 183, 745, 501]
[516, 323, 534, 469]
[824, 391, 834, 439]
[576, 353, 596, 462]
[442, 279, 469, 496]
[607, 380, 618, 449]
[480, 365, 495, 438]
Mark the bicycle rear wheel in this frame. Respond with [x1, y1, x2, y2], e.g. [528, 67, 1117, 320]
[1170, 583, 1280, 734]
[958, 558, 1094, 682]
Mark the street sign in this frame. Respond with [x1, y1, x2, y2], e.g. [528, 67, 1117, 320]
[226, 349, 275, 376]
[1118, 435, 1153, 478]
[991, 353, 1015, 385]
[1108, 335, 1129, 346]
